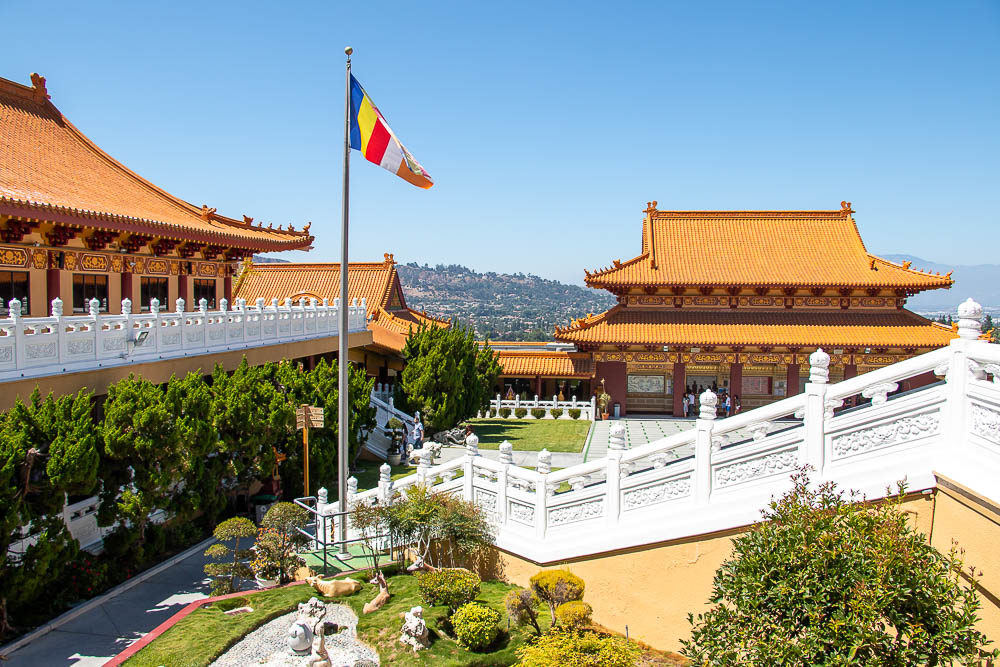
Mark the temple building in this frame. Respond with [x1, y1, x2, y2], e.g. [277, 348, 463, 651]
[234, 255, 450, 382]
[0, 73, 315, 317]
[554, 201, 956, 415]
[489, 342, 595, 401]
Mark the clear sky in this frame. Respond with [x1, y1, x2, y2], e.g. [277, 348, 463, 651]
[3, 1, 998, 284]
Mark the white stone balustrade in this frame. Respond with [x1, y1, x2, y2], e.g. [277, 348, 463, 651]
[0, 295, 368, 380]
[488, 393, 597, 420]
[313, 298, 1000, 566]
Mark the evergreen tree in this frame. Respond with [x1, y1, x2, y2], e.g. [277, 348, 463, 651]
[399, 323, 501, 431]
[165, 372, 225, 525]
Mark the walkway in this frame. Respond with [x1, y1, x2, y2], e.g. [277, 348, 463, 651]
[2, 540, 253, 666]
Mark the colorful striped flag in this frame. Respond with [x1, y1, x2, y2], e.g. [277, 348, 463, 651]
[349, 75, 433, 189]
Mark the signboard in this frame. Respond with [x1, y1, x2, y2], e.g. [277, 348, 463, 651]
[296, 405, 325, 430]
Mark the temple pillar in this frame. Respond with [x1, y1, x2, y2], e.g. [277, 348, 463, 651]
[46, 267, 60, 307]
[844, 363, 858, 380]
[177, 274, 188, 310]
[786, 363, 801, 397]
[729, 362, 743, 403]
[535, 375, 542, 398]
[223, 274, 232, 304]
[595, 360, 627, 417]
[672, 361, 686, 417]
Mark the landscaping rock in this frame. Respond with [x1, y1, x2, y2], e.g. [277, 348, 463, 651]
[211, 602, 378, 666]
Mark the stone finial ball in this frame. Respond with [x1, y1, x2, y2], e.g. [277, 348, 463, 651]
[699, 389, 718, 406]
[957, 297, 983, 320]
[609, 422, 626, 438]
[809, 348, 831, 368]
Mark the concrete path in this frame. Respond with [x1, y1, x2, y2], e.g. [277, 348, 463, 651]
[3, 540, 255, 667]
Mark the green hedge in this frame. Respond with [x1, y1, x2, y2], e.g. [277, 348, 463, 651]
[530, 408, 546, 419]
[567, 408, 581, 420]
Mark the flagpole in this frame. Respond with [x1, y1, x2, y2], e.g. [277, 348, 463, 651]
[337, 45, 353, 560]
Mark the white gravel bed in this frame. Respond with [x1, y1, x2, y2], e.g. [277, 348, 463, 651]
[210, 602, 379, 667]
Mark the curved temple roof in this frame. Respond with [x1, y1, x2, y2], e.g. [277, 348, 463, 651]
[0, 73, 313, 252]
[585, 203, 953, 292]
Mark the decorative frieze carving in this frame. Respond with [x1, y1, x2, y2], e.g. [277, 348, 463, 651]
[548, 499, 603, 526]
[0, 247, 28, 267]
[67, 339, 95, 355]
[622, 477, 691, 510]
[970, 404, 1000, 447]
[831, 413, 939, 459]
[715, 449, 798, 488]
[162, 332, 181, 346]
[0, 346, 12, 362]
[25, 342, 56, 359]
[474, 489, 497, 513]
[508, 501, 535, 525]
[103, 336, 126, 352]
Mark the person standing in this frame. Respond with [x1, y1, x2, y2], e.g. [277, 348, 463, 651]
[734, 395, 741, 414]
[413, 412, 424, 450]
[682, 393, 689, 418]
[724, 393, 731, 417]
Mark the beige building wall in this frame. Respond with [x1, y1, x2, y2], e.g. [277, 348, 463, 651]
[481, 492, 1000, 654]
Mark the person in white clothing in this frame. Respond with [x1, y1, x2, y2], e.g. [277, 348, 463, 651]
[682, 394, 689, 418]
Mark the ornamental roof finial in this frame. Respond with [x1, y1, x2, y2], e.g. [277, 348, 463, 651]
[29, 73, 49, 103]
[840, 200, 853, 213]
[644, 200, 658, 214]
[200, 205, 217, 221]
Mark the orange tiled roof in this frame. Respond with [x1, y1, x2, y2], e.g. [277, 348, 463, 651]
[497, 350, 594, 378]
[585, 202, 953, 292]
[554, 306, 956, 349]
[234, 257, 449, 354]
[0, 74, 312, 251]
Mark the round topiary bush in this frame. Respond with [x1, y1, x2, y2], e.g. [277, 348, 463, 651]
[567, 408, 581, 420]
[549, 407, 564, 419]
[499, 407, 511, 418]
[530, 407, 546, 419]
[514, 407, 527, 419]
[416, 568, 481, 612]
[555, 600, 593, 629]
[530, 568, 586, 624]
[452, 602, 502, 651]
[515, 630, 641, 666]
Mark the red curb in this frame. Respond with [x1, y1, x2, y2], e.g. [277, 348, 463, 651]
[103, 581, 307, 666]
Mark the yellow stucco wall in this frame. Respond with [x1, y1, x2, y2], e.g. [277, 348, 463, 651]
[480, 492, 1000, 653]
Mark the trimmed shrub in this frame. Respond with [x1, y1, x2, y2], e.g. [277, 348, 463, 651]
[514, 408, 527, 419]
[504, 587, 542, 635]
[556, 600, 593, 629]
[530, 408, 546, 419]
[549, 407, 564, 419]
[530, 569, 585, 624]
[567, 408, 581, 420]
[499, 407, 511, 418]
[417, 568, 481, 612]
[515, 630, 641, 666]
[452, 602, 502, 651]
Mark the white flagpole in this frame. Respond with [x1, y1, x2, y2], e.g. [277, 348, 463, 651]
[337, 45, 353, 559]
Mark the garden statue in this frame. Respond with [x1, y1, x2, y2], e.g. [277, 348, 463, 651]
[287, 597, 325, 655]
[399, 605, 430, 651]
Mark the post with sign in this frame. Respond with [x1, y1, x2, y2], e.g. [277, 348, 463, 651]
[296, 405, 324, 497]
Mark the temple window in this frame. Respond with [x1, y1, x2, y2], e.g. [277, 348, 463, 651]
[194, 279, 217, 309]
[140, 277, 168, 312]
[0, 271, 29, 315]
[72, 274, 108, 313]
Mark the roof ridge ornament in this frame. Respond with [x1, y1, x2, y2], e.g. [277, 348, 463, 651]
[29, 73, 49, 103]
[644, 200, 658, 214]
[840, 200, 854, 214]
[200, 205, 217, 221]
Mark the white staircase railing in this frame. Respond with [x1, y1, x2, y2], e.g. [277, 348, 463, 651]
[365, 392, 417, 458]
[0, 295, 368, 381]
[318, 299, 1000, 564]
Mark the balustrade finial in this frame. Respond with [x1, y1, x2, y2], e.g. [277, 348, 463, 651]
[699, 390, 717, 420]
[609, 422, 627, 450]
[51, 297, 63, 318]
[255, 297, 265, 311]
[379, 462, 392, 485]
[121, 298, 132, 316]
[8, 299, 21, 319]
[89, 298, 100, 318]
[499, 440, 514, 465]
[317, 487, 328, 504]
[809, 348, 830, 384]
[309, 297, 318, 308]
[347, 476, 358, 496]
[175, 297, 185, 313]
[271, 298, 279, 309]
[322, 298, 329, 308]
[298, 297, 307, 308]
[150, 298, 160, 315]
[237, 298, 246, 310]
[220, 298, 228, 312]
[465, 432, 480, 456]
[536, 448, 552, 474]
[199, 298, 208, 312]
[956, 298, 983, 340]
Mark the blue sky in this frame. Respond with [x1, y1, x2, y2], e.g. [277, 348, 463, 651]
[3, 1, 998, 284]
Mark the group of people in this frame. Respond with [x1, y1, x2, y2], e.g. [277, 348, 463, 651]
[680, 385, 740, 419]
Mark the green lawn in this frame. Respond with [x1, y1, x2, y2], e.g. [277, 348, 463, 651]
[351, 460, 415, 491]
[469, 419, 591, 453]
[126, 571, 550, 667]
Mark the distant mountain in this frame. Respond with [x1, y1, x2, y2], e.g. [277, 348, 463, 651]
[878, 254, 1000, 314]
[396, 263, 616, 341]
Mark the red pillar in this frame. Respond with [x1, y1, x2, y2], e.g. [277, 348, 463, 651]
[121, 272, 132, 311]
[672, 362, 686, 417]
[844, 364, 858, 380]
[729, 362, 743, 402]
[224, 274, 233, 304]
[786, 363, 800, 396]
[177, 274, 188, 310]
[534, 375, 542, 399]
[595, 360, 627, 417]
[46, 267, 60, 311]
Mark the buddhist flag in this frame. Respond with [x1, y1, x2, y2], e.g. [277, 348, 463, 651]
[349, 75, 433, 189]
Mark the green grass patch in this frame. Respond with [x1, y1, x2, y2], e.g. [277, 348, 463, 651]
[351, 460, 416, 492]
[125, 584, 320, 666]
[469, 419, 590, 453]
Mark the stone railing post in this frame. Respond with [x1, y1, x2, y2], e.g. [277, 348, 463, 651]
[377, 462, 393, 503]
[590, 395, 597, 420]
[497, 440, 513, 527]
[804, 348, 830, 474]
[695, 389, 717, 506]
[946, 298, 982, 451]
[316, 487, 332, 548]
[605, 422, 626, 526]
[417, 448, 432, 484]
[175, 297, 185, 313]
[535, 448, 551, 539]
[463, 432, 479, 501]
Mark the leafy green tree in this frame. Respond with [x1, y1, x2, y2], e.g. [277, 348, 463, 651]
[99, 376, 181, 547]
[0, 388, 99, 633]
[682, 470, 997, 665]
[256, 502, 308, 583]
[398, 323, 501, 431]
[203, 517, 256, 595]
[212, 359, 294, 494]
[165, 372, 225, 524]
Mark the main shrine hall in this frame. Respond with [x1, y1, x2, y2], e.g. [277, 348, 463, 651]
[548, 201, 956, 415]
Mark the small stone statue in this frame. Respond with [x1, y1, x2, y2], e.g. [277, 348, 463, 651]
[399, 605, 430, 651]
[288, 597, 326, 655]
